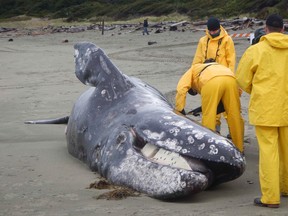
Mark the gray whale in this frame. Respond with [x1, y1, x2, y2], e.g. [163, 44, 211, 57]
[26, 42, 245, 200]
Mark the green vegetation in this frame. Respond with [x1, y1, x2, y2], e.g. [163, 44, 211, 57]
[0, 0, 287, 22]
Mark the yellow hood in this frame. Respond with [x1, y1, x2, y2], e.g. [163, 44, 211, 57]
[260, 32, 288, 49]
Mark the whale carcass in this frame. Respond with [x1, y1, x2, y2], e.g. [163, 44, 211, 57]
[25, 42, 245, 199]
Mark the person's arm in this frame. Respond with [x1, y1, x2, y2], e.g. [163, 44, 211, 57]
[175, 68, 194, 112]
[192, 38, 205, 66]
[225, 37, 236, 72]
[235, 48, 255, 94]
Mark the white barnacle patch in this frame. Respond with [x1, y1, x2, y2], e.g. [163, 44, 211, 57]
[85, 48, 92, 59]
[74, 49, 79, 59]
[101, 89, 107, 97]
[215, 139, 232, 148]
[192, 130, 207, 140]
[156, 138, 179, 150]
[109, 154, 208, 196]
[179, 120, 194, 129]
[220, 156, 226, 161]
[180, 181, 186, 188]
[100, 55, 111, 74]
[176, 145, 182, 152]
[169, 127, 180, 136]
[76, 48, 92, 74]
[75, 50, 85, 71]
[163, 115, 172, 120]
[181, 149, 188, 154]
[165, 120, 194, 130]
[187, 135, 195, 144]
[90, 46, 99, 53]
[104, 149, 113, 158]
[234, 149, 242, 159]
[208, 137, 216, 143]
[101, 89, 112, 101]
[198, 143, 205, 150]
[143, 130, 164, 140]
[208, 145, 218, 155]
[126, 148, 133, 156]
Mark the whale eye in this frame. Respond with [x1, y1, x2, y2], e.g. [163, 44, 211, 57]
[127, 109, 137, 114]
[116, 132, 127, 145]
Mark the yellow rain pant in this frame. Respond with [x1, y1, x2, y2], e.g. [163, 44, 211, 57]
[200, 76, 244, 152]
[255, 126, 288, 204]
[215, 112, 228, 133]
[215, 113, 221, 132]
[216, 88, 243, 133]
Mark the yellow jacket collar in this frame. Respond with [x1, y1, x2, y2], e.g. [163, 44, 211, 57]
[205, 25, 228, 40]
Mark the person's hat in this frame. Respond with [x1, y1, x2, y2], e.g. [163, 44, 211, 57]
[207, 17, 220, 31]
[266, 14, 283, 28]
[204, 58, 216, 63]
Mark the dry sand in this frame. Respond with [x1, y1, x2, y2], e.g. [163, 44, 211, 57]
[0, 25, 287, 216]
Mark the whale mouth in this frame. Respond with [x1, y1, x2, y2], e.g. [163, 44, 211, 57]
[130, 128, 193, 171]
[140, 143, 192, 170]
[130, 127, 214, 184]
[135, 141, 214, 185]
[131, 128, 210, 175]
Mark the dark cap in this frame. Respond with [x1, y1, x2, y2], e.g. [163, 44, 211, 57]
[266, 14, 283, 28]
[204, 58, 216, 63]
[207, 17, 220, 31]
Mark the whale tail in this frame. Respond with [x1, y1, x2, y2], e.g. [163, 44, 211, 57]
[24, 116, 69, 124]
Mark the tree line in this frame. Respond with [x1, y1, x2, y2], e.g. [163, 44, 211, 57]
[0, 0, 286, 21]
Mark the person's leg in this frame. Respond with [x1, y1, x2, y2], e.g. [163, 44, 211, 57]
[221, 77, 244, 152]
[215, 114, 221, 133]
[279, 126, 288, 196]
[255, 126, 280, 204]
[143, 27, 149, 35]
[201, 77, 223, 131]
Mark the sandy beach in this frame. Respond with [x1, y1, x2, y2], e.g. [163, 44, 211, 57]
[0, 24, 287, 216]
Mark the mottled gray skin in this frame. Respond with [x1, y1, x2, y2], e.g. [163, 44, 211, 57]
[64, 42, 246, 199]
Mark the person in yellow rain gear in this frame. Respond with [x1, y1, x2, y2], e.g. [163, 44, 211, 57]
[236, 14, 288, 208]
[192, 17, 237, 136]
[175, 59, 244, 153]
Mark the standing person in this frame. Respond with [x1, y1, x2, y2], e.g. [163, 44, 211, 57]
[251, 27, 266, 45]
[175, 59, 244, 153]
[143, 18, 149, 35]
[192, 17, 236, 135]
[236, 14, 288, 208]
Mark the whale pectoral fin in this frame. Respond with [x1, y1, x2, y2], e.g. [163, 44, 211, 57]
[24, 116, 69, 124]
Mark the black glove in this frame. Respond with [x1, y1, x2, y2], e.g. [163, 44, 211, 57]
[187, 106, 201, 116]
[191, 111, 201, 117]
[180, 109, 186, 115]
[188, 88, 198, 96]
[187, 101, 225, 117]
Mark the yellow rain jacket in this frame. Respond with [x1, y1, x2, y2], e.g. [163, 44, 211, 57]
[236, 32, 288, 126]
[192, 26, 236, 72]
[175, 63, 234, 111]
[175, 63, 244, 152]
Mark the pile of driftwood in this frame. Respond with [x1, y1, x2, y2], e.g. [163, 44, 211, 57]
[0, 17, 287, 38]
